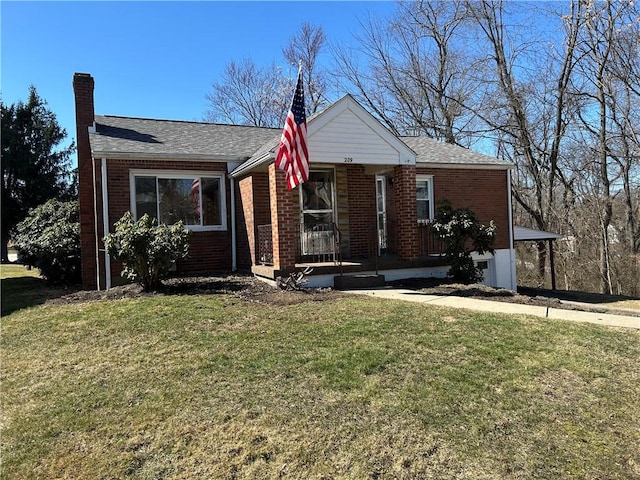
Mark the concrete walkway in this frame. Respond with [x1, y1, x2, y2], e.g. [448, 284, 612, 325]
[344, 287, 640, 330]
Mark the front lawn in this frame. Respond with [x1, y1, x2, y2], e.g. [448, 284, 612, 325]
[1, 276, 639, 478]
[0, 264, 79, 316]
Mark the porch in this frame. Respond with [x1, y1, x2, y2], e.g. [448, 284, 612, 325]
[252, 221, 448, 288]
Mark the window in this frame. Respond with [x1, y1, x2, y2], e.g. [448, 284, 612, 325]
[416, 175, 434, 223]
[131, 171, 226, 230]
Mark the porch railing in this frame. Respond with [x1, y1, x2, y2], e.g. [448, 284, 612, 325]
[300, 223, 341, 264]
[257, 221, 441, 265]
[256, 223, 342, 266]
[418, 221, 445, 256]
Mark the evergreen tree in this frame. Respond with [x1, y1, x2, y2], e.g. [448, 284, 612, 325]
[1, 86, 76, 262]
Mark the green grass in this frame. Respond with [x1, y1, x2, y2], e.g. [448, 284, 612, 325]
[0, 264, 78, 316]
[2, 275, 639, 478]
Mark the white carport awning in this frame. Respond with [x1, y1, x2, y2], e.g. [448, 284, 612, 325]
[514, 226, 564, 242]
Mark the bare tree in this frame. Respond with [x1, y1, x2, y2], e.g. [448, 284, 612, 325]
[204, 58, 292, 127]
[283, 22, 329, 114]
[465, 0, 584, 285]
[205, 23, 329, 127]
[571, 0, 640, 293]
[332, 0, 483, 146]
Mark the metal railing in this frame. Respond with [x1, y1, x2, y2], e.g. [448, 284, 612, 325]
[418, 221, 445, 256]
[300, 222, 340, 263]
[257, 224, 273, 265]
[257, 222, 342, 266]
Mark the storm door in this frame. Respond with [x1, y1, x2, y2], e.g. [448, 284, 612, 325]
[299, 170, 337, 259]
[376, 175, 388, 255]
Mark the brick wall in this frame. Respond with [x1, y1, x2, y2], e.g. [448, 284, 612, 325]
[234, 178, 251, 271]
[417, 167, 511, 250]
[73, 73, 101, 289]
[237, 173, 271, 269]
[346, 165, 376, 258]
[237, 177, 253, 269]
[393, 165, 419, 260]
[105, 159, 233, 278]
[334, 165, 351, 258]
[268, 163, 297, 270]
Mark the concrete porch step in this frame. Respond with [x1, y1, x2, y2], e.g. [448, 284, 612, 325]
[334, 274, 386, 290]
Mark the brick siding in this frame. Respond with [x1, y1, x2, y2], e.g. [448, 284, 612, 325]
[346, 165, 377, 258]
[417, 167, 511, 250]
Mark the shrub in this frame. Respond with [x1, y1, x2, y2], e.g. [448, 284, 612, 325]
[12, 199, 81, 284]
[104, 212, 191, 291]
[431, 200, 497, 284]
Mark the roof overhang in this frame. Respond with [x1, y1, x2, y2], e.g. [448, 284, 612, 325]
[229, 151, 274, 178]
[92, 150, 249, 163]
[416, 161, 514, 170]
[514, 225, 564, 241]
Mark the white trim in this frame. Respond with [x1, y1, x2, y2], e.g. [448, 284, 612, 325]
[129, 168, 228, 231]
[101, 158, 111, 290]
[416, 174, 435, 222]
[230, 179, 237, 272]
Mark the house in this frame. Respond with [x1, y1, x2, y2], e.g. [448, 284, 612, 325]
[73, 72, 516, 291]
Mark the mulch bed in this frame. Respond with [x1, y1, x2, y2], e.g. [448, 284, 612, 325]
[45, 273, 639, 317]
[45, 274, 348, 307]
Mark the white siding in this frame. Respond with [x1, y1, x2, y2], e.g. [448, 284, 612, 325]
[309, 108, 401, 165]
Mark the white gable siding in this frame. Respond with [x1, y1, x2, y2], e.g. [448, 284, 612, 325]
[309, 108, 403, 165]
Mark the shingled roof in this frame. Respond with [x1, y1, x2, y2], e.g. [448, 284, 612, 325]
[89, 115, 280, 161]
[401, 136, 511, 167]
[88, 113, 511, 169]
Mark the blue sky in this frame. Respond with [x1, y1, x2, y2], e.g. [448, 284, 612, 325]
[1, 1, 396, 156]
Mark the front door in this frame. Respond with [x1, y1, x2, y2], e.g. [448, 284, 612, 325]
[300, 170, 336, 259]
[376, 175, 387, 255]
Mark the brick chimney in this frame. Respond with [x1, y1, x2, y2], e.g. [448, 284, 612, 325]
[73, 73, 100, 289]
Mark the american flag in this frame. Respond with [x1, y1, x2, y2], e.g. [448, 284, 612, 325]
[275, 66, 309, 190]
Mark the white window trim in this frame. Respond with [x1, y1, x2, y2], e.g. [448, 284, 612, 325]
[416, 174, 435, 223]
[129, 169, 227, 231]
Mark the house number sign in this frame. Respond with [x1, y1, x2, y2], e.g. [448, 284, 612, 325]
[344, 157, 353, 163]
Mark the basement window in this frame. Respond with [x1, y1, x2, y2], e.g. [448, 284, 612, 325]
[130, 171, 226, 231]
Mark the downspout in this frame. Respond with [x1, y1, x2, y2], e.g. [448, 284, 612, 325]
[101, 158, 111, 289]
[507, 169, 516, 290]
[92, 156, 101, 290]
[230, 178, 237, 271]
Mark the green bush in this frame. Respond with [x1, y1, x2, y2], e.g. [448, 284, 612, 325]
[431, 200, 496, 284]
[12, 199, 81, 284]
[104, 212, 191, 291]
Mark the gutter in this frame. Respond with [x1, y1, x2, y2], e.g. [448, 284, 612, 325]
[229, 151, 275, 178]
[101, 158, 111, 289]
[507, 169, 516, 290]
[92, 157, 101, 290]
[90, 150, 249, 163]
[230, 179, 237, 272]
[415, 161, 514, 170]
